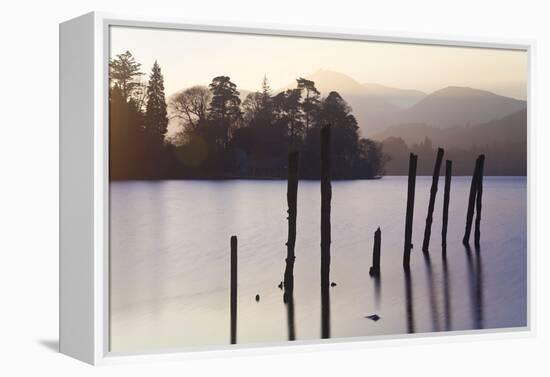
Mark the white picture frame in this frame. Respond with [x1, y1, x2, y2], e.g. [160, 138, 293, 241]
[59, 11, 534, 365]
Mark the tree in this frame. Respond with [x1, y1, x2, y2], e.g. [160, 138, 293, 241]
[273, 89, 304, 147]
[144, 61, 168, 143]
[241, 76, 275, 128]
[208, 76, 242, 149]
[242, 92, 264, 125]
[170, 85, 211, 133]
[305, 91, 365, 178]
[109, 51, 144, 102]
[357, 139, 386, 177]
[297, 78, 320, 131]
[316, 92, 360, 173]
[109, 85, 146, 179]
[260, 75, 273, 114]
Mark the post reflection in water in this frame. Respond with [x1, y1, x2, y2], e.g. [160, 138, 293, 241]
[464, 245, 485, 329]
[422, 253, 440, 332]
[404, 269, 415, 333]
[442, 254, 452, 331]
[283, 275, 296, 341]
[320, 287, 331, 339]
[474, 247, 484, 329]
[373, 276, 381, 309]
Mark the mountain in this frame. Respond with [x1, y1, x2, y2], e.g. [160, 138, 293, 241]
[378, 109, 527, 176]
[279, 69, 429, 137]
[387, 86, 526, 129]
[286, 73, 526, 137]
[304, 69, 366, 94]
[292, 69, 427, 110]
[373, 108, 527, 148]
[361, 83, 426, 108]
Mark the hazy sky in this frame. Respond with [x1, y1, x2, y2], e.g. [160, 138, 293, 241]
[110, 26, 528, 100]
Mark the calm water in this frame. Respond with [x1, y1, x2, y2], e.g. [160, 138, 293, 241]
[110, 176, 527, 353]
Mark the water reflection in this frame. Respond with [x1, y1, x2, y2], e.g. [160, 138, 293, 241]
[423, 253, 440, 332]
[321, 281, 331, 339]
[284, 291, 296, 341]
[474, 247, 484, 329]
[464, 245, 484, 329]
[283, 261, 296, 341]
[442, 255, 452, 331]
[373, 276, 381, 309]
[404, 269, 415, 333]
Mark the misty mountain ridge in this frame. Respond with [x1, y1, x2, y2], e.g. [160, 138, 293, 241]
[374, 108, 527, 149]
[379, 109, 527, 176]
[361, 82, 426, 108]
[277, 69, 526, 136]
[389, 86, 526, 129]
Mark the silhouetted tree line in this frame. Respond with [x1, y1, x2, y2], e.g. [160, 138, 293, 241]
[109, 51, 386, 180]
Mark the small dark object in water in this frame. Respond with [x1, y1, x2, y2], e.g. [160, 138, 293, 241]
[365, 314, 381, 321]
[278, 281, 283, 290]
[255, 294, 260, 302]
[330, 282, 337, 287]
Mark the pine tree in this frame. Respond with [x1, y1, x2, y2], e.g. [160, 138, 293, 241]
[297, 78, 320, 131]
[260, 74, 272, 109]
[144, 61, 168, 143]
[208, 76, 242, 149]
[109, 51, 144, 102]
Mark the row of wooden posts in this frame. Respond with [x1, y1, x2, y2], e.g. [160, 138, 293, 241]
[402, 149, 485, 269]
[229, 124, 486, 344]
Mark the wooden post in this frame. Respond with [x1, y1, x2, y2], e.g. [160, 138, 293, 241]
[284, 152, 299, 340]
[403, 153, 417, 270]
[442, 160, 452, 254]
[320, 124, 332, 339]
[230, 235, 237, 344]
[369, 227, 381, 277]
[463, 156, 482, 245]
[474, 155, 485, 248]
[422, 148, 444, 254]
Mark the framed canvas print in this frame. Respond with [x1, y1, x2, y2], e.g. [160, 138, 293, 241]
[60, 12, 532, 365]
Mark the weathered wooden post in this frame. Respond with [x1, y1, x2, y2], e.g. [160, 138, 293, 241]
[463, 156, 482, 245]
[284, 151, 299, 341]
[422, 147, 444, 254]
[320, 124, 332, 339]
[369, 227, 381, 277]
[403, 153, 418, 270]
[230, 235, 238, 344]
[474, 155, 485, 248]
[442, 160, 452, 254]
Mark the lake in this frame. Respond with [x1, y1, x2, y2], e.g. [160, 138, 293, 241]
[109, 176, 527, 354]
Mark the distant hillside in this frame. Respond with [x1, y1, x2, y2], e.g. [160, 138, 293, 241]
[283, 72, 525, 138]
[379, 109, 527, 176]
[386, 86, 526, 129]
[300, 70, 427, 107]
[280, 69, 430, 137]
[303, 69, 366, 94]
[373, 108, 527, 148]
[362, 83, 426, 108]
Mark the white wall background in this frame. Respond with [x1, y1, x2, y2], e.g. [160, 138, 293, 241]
[0, 0, 548, 375]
